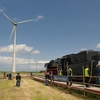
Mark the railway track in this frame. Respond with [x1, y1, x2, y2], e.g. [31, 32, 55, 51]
[33, 75, 100, 96]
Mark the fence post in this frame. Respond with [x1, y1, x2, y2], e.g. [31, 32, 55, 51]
[91, 60, 93, 76]
[82, 65, 85, 96]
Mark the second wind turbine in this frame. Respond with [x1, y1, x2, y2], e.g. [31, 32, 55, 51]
[3, 13, 35, 73]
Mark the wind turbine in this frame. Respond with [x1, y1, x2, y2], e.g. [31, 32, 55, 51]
[3, 13, 35, 73]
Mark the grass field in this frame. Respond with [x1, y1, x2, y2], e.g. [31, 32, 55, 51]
[0, 78, 79, 100]
[0, 73, 99, 100]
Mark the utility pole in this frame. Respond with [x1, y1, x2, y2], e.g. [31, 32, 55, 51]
[36, 61, 37, 73]
[27, 53, 30, 72]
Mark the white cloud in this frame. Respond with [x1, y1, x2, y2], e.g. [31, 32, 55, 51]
[0, 45, 13, 53]
[0, 56, 12, 64]
[0, 6, 5, 12]
[16, 57, 35, 64]
[0, 56, 49, 71]
[96, 43, 100, 48]
[31, 50, 40, 54]
[0, 5, 5, 12]
[37, 15, 44, 19]
[81, 48, 87, 51]
[0, 44, 40, 54]
[37, 60, 49, 64]
[16, 44, 33, 54]
[0, 56, 49, 65]
[0, 56, 28, 65]
[35, 15, 44, 21]
[14, 15, 43, 22]
[0, 44, 49, 71]
[0, 9, 4, 12]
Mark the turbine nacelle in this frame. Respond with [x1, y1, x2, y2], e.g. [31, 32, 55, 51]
[14, 23, 17, 26]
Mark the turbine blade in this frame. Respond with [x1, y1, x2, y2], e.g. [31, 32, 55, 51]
[3, 13, 16, 25]
[9, 26, 16, 42]
[17, 19, 35, 24]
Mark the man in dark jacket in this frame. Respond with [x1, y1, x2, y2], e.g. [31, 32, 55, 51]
[8, 73, 12, 80]
[16, 73, 21, 87]
[45, 71, 50, 86]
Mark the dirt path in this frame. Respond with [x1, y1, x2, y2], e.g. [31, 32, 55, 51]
[0, 78, 86, 100]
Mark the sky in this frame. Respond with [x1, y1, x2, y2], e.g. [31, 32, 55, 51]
[0, 0, 100, 72]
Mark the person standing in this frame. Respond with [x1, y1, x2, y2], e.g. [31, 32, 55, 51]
[67, 67, 73, 86]
[95, 65, 100, 85]
[3, 72, 6, 79]
[8, 73, 12, 80]
[45, 71, 49, 86]
[59, 69, 62, 76]
[50, 71, 54, 82]
[30, 72, 33, 79]
[44, 71, 47, 77]
[84, 65, 90, 87]
[16, 73, 21, 87]
[6, 73, 9, 80]
[58, 69, 62, 81]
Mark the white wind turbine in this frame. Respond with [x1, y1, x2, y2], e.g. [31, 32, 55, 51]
[3, 13, 35, 72]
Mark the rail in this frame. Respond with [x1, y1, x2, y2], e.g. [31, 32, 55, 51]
[33, 74, 100, 97]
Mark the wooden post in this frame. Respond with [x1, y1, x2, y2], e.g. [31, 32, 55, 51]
[82, 65, 85, 96]
[91, 60, 93, 76]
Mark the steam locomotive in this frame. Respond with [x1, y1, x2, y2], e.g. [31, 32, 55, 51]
[44, 50, 100, 82]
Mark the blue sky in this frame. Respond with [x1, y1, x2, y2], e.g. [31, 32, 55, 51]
[0, 0, 100, 72]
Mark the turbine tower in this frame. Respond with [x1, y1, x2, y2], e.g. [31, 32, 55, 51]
[3, 13, 35, 72]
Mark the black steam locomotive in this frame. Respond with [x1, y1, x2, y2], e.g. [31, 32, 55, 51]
[44, 50, 100, 82]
